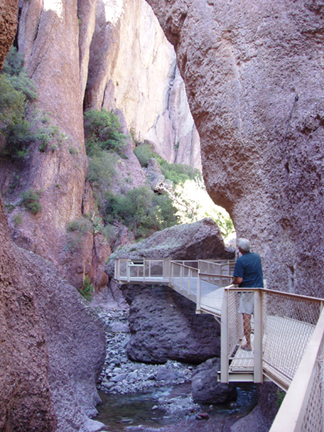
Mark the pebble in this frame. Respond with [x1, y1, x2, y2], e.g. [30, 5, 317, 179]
[95, 308, 197, 395]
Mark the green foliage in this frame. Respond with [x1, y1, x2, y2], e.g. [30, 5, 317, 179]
[84, 109, 127, 156]
[66, 217, 92, 251]
[87, 150, 116, 191]
[4, 119, 34, 158]
[2, 46, 24, 76]
[68, 146, 79, 155]
[105, 185, 178, 238]
[13, 212, 22, 225]
[0, 46, 38, 159]
[159, 160, 201, 185]
[133, 142, 156, 167]
[78, 276, 94, 302]
[8, 72, 37, 101]
[0, 74, 25, 127]
[134, 142, 201, 185]
[89, 211, 103, 234]
[20, 189, 42, 214]
[101, 223, 115, 242]
[37, 124, 62, 152]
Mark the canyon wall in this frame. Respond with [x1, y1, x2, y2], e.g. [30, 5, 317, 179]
[0, 4, 106, 430]
[85, 0, 201, 169]
[146, 0, 324, 296]
[0, 0, 202, 290]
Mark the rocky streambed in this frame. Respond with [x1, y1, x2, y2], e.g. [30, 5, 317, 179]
[94, 307, 258, 432]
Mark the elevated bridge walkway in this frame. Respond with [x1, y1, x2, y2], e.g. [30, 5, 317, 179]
[114, 258, 324, 432]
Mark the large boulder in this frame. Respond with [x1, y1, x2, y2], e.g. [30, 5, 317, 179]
[191, 357, 237, 404]
[122, 284, 221, 364]
[146, 0, 324, 296]
[0, 196, 106, 431]
[106, 217, 234, 277]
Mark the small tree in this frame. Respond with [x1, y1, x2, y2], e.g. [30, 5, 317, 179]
[84, 109, 127, 156]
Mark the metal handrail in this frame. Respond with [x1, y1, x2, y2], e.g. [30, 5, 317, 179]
[270, 307, 324, 432]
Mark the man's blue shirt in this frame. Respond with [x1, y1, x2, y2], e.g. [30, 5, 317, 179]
[233, 252, 263, 288]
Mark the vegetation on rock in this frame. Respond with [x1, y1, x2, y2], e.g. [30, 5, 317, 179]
[78, 276, 94, 302]
[105, 185, 178, 238]
[0, 46, 65, 158]
[134, 142, 234, 237]
[84, 108, 127, 157]
[20, 189, 42, 214]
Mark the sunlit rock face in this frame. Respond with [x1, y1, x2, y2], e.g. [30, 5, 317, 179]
[9, 0, 90, 288]
[0, 0, 201, 289]
[85, 0, 201, 169]
[146, 0, 324, 296]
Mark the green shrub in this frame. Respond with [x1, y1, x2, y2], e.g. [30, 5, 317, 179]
[133, 142, 156, 167]
[67, 218, 92, 235]
[134, 142, 201, 185]
[13, 212, 22, 225]
[4, 120, 34, 158]
[78, 276, 94, 301]
[0, 46, 38, 159]
[87, 150, 116, 190]
[8, 71, 37, 101]
[2, 46, 24, 76]
[84, 109, 127, 156]
[105, 185, 178, 238]
[20, 189, 42, 214]
[159, 160, 201, 185]
[66, 217, 92, 251]
[0, 74, 25, 127]
[101, 223, 115, 242]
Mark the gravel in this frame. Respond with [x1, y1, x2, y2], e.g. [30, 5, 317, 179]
[96, 309, 197, 395]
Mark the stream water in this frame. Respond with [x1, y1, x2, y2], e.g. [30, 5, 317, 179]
[94, 308, 258, 432]
[96, 382, 258, 431]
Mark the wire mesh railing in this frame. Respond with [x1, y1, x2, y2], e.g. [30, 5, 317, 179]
[270, 306, 324, 432]
[262, 290, 321, 387]
[221, 287, 324, 390]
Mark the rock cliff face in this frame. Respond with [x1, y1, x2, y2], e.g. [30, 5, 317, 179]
[146, 0, 324, 296]
[0, 195, 106, 431]
[0, 0, 202, 291]
[85, 0, 201, 169]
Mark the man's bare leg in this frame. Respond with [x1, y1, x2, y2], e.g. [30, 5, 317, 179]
[242, 313, 252, 350]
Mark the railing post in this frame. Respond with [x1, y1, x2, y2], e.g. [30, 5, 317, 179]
[115, 259, 118, 279]
[221, 288, 229, 383]
[188, 268, 191, 295]
[143, 258, 146, 283]
[254, 289, 263, 383]
[180, 264, 183, 290]
[196, 270, 201, 313]
[127, 259, 130, 282]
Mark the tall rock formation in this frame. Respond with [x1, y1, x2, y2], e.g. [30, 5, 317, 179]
[0, 0, 202, 290]
[146, 0, 324, 296]
[85, 0, 201, 169]
[0, 4, 106, 430]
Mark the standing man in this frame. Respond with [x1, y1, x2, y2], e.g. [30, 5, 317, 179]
[232, 238, 263, 351]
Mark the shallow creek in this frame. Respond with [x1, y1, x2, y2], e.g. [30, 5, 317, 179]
[96, 384, 257, 431]
[95, 308, 258, 431]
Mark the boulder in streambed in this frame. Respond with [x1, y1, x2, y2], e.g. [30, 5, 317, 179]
[122, 284, 221, 364]
[191, 358, 237, 404]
